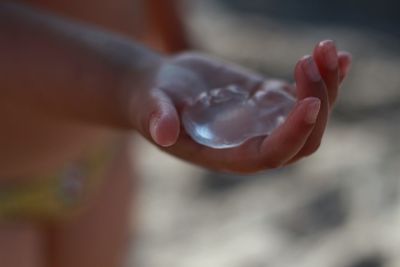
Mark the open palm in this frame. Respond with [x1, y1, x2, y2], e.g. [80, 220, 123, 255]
[136, 40, 351, 173]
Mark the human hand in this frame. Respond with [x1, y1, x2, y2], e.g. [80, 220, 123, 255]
[132, 40, 352, 173]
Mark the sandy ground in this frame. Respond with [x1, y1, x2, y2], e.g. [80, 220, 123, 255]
[128, 1, 400, 266]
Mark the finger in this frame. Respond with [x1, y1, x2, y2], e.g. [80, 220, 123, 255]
[162, 97, 319, 173]
[338, 51, 352, 83]
[135, 89, 180, 147]
[287, 53, 347, 165]
[221, 97, 320, 172]
[257, 97, 320, 168]
[313, 40, 339, 107]
[293, 55, 329, 157]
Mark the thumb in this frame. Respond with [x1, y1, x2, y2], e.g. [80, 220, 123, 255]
[137, 89, 180, 147]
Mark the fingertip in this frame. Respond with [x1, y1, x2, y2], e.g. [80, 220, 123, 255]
[149, 111, 180, 147]
[315, 39, 336, 53]
[296, 55, 322, 82]
[284, 97, 321, 128]
[338, 51, 352, 61]
[339, 51, 352, 70]
[316, 39, 337, 53]
[318, 39, 336, 47]
[259, 97, 318, 164]
[294, 56, 306, 80]
[338, 51, 353, 82]
[142, 89, 181, 147]
[301, 97, 321, 125]
[295, 55, 322, 96]
[315, 40, 338, 71]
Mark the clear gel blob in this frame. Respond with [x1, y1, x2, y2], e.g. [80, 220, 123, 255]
[182, 82, 296, 149]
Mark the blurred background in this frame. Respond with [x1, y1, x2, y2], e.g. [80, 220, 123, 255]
[130, 0, 400, 266]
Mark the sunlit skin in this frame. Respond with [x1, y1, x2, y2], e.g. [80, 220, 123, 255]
[0, 1, 351, 267]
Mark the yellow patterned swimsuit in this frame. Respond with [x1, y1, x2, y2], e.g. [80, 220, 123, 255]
[0, 144, 117, 221]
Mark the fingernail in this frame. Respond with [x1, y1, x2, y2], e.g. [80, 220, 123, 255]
[149, 115, 160, 144]
[320, 40, 338, 70]
[304, 97, 321, 124]
[302, 55, 321, 82]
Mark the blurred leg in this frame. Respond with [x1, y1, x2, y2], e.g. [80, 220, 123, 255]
[46, 142, 135, 267]
[0, 222, 45, 267]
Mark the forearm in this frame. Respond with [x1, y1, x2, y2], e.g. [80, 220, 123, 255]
[0, 2, 164, 128]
